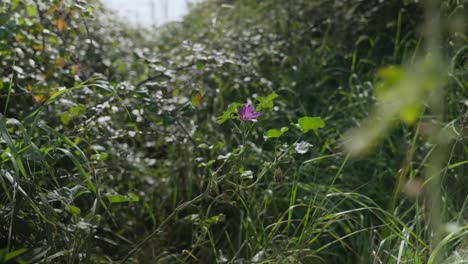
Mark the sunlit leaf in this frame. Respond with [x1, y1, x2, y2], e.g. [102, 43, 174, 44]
[26, 4, 38, 17]
[256, 93, 278, 111]
[60, 112, 71, 125]
[106, 192, 139, 203]
[296, 116, 325, 133]
[217, 102, 241, 124]
[264, 127, 288, 140]
[204, 214, 226, 225]
[65, 205, 81, 216]
[198, 159, 215, 167]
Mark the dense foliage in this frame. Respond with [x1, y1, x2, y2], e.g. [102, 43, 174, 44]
[0, 0, 467, 263]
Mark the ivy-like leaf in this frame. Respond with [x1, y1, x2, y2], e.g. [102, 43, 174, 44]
[296, 116, 325, 133]
[264, 127, 288, 140]
[217, 102, 241, 124]
[256, 93, 278, 111]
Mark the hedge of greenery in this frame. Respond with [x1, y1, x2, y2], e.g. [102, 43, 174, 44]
[0, 0, 467, 263]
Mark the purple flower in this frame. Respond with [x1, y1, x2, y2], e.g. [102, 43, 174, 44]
[238, 103, 262, 122]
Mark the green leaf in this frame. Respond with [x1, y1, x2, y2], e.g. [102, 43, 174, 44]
[10, 0, 21, 11]
[60, 112, 71, 125]
[197, 142, 224, 150]
[256, 93, 278, 111]
[106, 192, 139, 203]
[264, 127, 288, 140]
[83, 6, 95, 18]
[198, 159, 215, 167]
[26, 4, 38, 16]
[65, 205, 81, 216]
[196, 60, 206, 71]
[69, 104, 85, 116]
[47, 185, 90, 204]
[5, 248, 27, 262]
[91, 152, 108, 161]
[296, 116, 325, 133]
[204, 214, 226, 225]
[216, 103, 241, 124]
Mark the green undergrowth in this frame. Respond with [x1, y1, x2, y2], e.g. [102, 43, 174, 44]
[0, 0, 467, 263]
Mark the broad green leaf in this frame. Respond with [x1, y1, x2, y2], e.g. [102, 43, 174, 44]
[84, 7, 94, 18]
[60, 112, 71, 125]
[256, 93, 278, 111]
[264, 127, 288, 140]
[217, 102, 241, 124]
[10, 0, 21, 11]
[196, 60, 205, 71]
[296, 116, 325, 133]
[47, 185, 90, 204]
[91, 152, 108, 161]
[217, 152, 232, 160]
[197, 142, 224, 150]
[106, 192, 139, 203]
[26, 4, 38, 16]
[69, 104, 85, 116]
[198, 159, 215, 167]
[5, 248, 28, 262]
[65, 205, 81, 216]
[204, 214, 226, 225]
